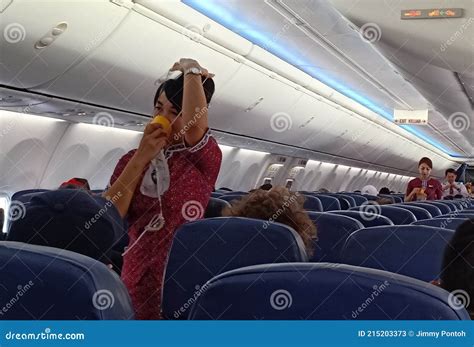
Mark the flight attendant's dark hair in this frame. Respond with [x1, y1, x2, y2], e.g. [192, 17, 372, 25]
[153, 73, 215, 113]
[418, 157, 433, 169]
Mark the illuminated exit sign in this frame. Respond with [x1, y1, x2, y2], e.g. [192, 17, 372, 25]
[401, 8, 463, 19]
[394, 109, 429, 125]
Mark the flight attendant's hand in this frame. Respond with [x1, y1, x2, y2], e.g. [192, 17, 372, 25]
[170, 58, 215, 78]
[134, 123, 169, 167]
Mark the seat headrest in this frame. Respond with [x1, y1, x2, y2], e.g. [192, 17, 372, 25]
[0, 241, 133, 319]
[412, 218, 469, 230]
[204, 197, 231, 218]
[7, 189, 125, 261]
[341, 225, 455, 281]
[162, 217, 307, 319]
[307, 212, 363, 262]
[188, 263, 469, 320]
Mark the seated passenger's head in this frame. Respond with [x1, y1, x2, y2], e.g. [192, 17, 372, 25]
[445, 168, 457, 184]
[153, 74, 215, 144]
[361, 185, 378, 196]
[418, 157, 433, 179]
[440, 219, 474, 316]
[59, 177, 91, 191]
[222, 187, 317, 256]
[259, 183, 273, 191]
[379, 187, 391, 195]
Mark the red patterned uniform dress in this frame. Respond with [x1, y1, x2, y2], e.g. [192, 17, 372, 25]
[109, 131, 222, 319]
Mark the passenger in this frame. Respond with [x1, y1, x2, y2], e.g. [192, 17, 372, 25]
[379, 187, 391, 195]
[222, 186, 316, 257]
[259, 183, 273, 191]
[439, 219, 474, 318]
[317, 188, 330, 193]
[442, 169, 469, 198]
[361, 185, 378, 196]
[375, 197, 393, 205]
[59, 177, 91, 191]
[104, 58, 221, 320]
[404, 157, 442, 202]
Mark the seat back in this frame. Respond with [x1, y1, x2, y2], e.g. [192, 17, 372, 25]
[342, 194, 368, 206]
[307, 212, 363, 263]
[392, 204, 432, 220]
[188, 263, 469, 320]
[210, 191, 224, 198]
[204, 198, 231, 218]
[162, 217, 308, 319]
[350, 205, 416, 225]
[328, 210, 394, 227]
[412, 218, 469, 230]
[7, 190, 125, 262]
[301, 195, 323, 212]
[437, 213, 474, 219]
[11, 189, 50, 202]
[312, 195, 341, 211]
[421, 201, 453, 214]
[405, 202, 442, 216]
[341, 225, 455, 281]
[218, 194, 246, 203]
[0, 241, 133, 319]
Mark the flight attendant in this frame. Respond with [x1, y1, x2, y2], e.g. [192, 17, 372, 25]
[404, 157, 442, 202]
[105, 58, 222, 319]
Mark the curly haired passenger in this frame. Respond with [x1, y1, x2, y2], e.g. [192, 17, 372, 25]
[222, 186, 316, 257]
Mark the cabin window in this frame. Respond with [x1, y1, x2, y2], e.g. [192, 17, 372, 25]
[0, 194, 9, 234]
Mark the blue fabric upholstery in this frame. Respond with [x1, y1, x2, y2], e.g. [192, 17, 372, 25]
[312, 195, 341, 211]
[11, 189, 50, 202]
[188, 263, 469, 320]
[0, 241, 133, 319]
[421, 201, 453, 214]
[204, 197, 231, 218]
[342, 194, 368, 206]
[349, 205, 416, 225]
[412, 218, 469, 230]
[307, 212, 363, 262]
[328, 210, 394, 227]
[391, 204, 432, 220]
[218, 194, 246, 203]
[341, 225, 455, 281]
[162, 217, 308, 319]
[302, 195, 323, 212]
[404, 202, 442, 216]
[437, 213, 474, 219]
[7, 189, 126, 262]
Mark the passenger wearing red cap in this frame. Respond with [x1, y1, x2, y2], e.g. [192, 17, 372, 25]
[405, 157, 442, 202]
